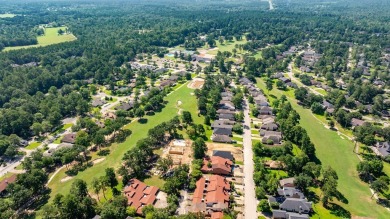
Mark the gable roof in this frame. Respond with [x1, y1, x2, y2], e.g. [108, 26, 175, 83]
[211, 135, 232, 143]
[0, 174, 17, 193]
[213, 128, 232, 136]
[61, 133, 76, 144]
[92, 99, 106, 107]
[280, 198, 312, 213]
[213, 150, 234, 161]
[279, 177, 295, 187]
[201, 156, 233, 175]
[124, 178, 159, 215]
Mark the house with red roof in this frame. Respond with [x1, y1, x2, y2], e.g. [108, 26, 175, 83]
[189, 175, 231, 216]
[0, 174, 17, 196]
[201, 156, 233, 175]
[124, 178, 159, 215]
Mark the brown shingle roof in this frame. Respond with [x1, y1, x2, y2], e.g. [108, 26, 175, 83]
[61, 133, 76, 144]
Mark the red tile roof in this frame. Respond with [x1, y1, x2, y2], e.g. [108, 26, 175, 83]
[201, 156, 233, 175]
[124, 178, 159, 215]
[211, 212, 224, 219]
[0, 174, 17, 193]
[191, 175, 230, 213]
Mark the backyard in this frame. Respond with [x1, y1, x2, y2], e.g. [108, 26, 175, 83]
[256, 78, 389, 219]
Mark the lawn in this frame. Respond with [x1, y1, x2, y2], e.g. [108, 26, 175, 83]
[0, 172, 14, 181]
[4, 27, 77, 51]
[207, 37, 247, 55]
[0, 13, 16, 18]
[45, 82, 199, 204]
[256, 78, 389, 219]
[144, 175, 166, 188]
[25, 142, 41, 150]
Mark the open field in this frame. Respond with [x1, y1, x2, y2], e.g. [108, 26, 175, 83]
[0, 13, 16, 18]
[45, 82, 200, 205]
[206, 37, 247, 55]
[4, 27, 76, 51]
[256, 78, 389, 219]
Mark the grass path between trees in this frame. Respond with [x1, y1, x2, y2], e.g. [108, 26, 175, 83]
[256, 78, 389, 219]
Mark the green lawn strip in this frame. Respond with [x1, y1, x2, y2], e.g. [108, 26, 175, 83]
[256, 78, 388, 218]
[207, 37, 247, 55]
[46, 82, 197, 203]
[25, 142, 41, 150]
[0, 172, 14, 181]
[144, 175, 166, 188]
[4, 27, 76, 51]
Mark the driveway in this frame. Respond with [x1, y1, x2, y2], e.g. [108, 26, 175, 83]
[242, 98, 258, 218]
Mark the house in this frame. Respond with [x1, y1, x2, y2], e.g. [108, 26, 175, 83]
[286, 82, 298, 88]
[219, 101, 235, 111]
[91, 99, 106, 107]
[211, 120, 234, 130]
[217, 113, 235, 121]
[277, 187, 305, 199]
[372, 142, 390, 157]
[272, 72, 285, 79]
[115, 102, 134, 111]
[44, 143, 74, 157]
[300, 66, 311, 73]
[279, 77, 291, 83]
[272, 210, 309, 219]
[279, 177, 295, 188]
[217, 109, 236, 115]
[279, 198, 312, 214]
[261, 123, 278, 131]
[124, 179, 159, 215]
[212, 150, 234, 161]
[260, 130, 282, 145]
[61, 133, 76, 144]
[0, 174, 17, 196]
[169, 75, 179, 82]
[160, 80, 175, 87]
[351, 118, 366, 127]
[104, 112, 117, 120]
[189, 175, 231, 215]
[211, 212, 224, 219]
[201, 156, 233, 175]
[259, 106, 273, 115]
[213, 128, 232, 137]
[221, 92, 233, 97]
[265, 160, 285, 169]
[211, 135, 233, 143]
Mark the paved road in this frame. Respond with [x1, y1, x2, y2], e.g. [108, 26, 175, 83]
[286, 62, 323, 96]
[242, 98, 257, 218]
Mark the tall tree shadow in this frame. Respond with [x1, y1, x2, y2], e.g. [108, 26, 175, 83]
[326, 203, 351, 218]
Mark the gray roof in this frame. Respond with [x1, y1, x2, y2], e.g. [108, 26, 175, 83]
[92, 99, 106, 107]
[213, 128, 232, 136]
[115, 102, 133, 111]
[280, 198, 312, 213]
[213, 150, 234, 161]
[218, 113, 235, 120]
[277, 187, 305, 199]
[273, 210, 309, 219]
[261, 123, 278, 131]
[279, 177, 295, 187]
[211, 135, 232, 143]
[374, 142, 390, 157]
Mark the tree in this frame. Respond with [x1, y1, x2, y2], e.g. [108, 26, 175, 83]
[370, 177, 389, 198]
[257, 199, 271, 212]
[182, 111, 193, 125]
[266, 79, 273, 94]
[31, 122, 43, 137]
[311, 102, 325, 115]
[294, 174, 312, 193]
[100, 196, 128, 219]
[93, 133, 105, 151]
[192, 137, 207, 159]
[157, 156, 174, 175]
[91, 177, 102, 201]
[232, 123, 243, 134]
[134, 108, 145, 119]
[105, 168, 118, 189]
[328, 120, 335, 129]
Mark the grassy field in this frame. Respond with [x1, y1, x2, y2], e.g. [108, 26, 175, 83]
[4, 27, 77, 51]
[256, 78, 389, 219]
[207, 37, 247, 55]
[46, 82, 199, 205]
[0, 13, 16, 18]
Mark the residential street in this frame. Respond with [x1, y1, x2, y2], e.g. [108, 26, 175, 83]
[242, 98, 258, 218]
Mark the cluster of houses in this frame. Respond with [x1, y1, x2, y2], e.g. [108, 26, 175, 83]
[371, 141, 390, 158]
[210, 90, 237, 144]
[123, 178, 161, 215]
[271, 72, 297, 89]
[188, 150, 236, 219]
[269, 177, 313, 219]
[301, 50, 322, 67]
[43, 132, 77, 157]
[239, 77, 283, 145]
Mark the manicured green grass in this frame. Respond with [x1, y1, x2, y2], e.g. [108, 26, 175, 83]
[207, 37, 247, 55]
[25, 142, 41, 150]
[144, 175, 166, 188]
[0, 13, 16, 18]
[256, 78, 389, 219]
[46, 82, 198, 204]
[4, 27, 77, 51]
